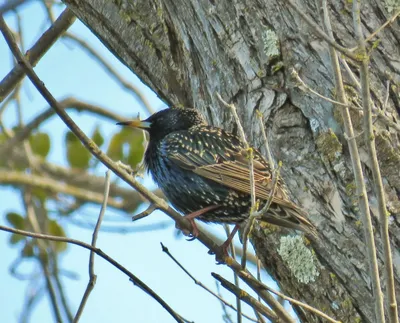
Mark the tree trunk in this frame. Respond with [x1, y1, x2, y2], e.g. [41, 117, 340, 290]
[62, 0, 400, 321]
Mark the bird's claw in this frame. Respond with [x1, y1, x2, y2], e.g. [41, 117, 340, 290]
[175, 218, 199, 240]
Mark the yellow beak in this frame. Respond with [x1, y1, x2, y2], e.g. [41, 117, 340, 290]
[116, 120, 151, 129]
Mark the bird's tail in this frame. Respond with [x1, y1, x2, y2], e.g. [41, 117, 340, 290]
[258, 202, 318, 240]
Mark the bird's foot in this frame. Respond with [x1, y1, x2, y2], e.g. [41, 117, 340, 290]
[208, 243, 231, 264]
[175, 217, 199, 240]
[208, 224, 240, 263]
[176, 205, 220, 240]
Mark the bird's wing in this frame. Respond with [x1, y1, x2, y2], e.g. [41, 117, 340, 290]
[162, 126, 288, 202]
[162, 126, 317, 238]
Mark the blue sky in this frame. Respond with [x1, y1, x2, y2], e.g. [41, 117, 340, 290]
[0, 3, 292, 322]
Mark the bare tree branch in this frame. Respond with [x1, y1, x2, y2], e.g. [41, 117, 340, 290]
[353, 1, 398, 321]
[73, 170, 110, 322]
[0, 170, 125, 209]
[0, 8, 76, 103]
[0, 0, 30, 15]
[212, 273, 278, 322]
[160, 242, 258, 323]
[321, 1, 384, 322]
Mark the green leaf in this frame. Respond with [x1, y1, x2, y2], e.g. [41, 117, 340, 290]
[92, 126, 104, 147]
[107, 127, 146, 171]
[126, 129, 146, 169]
[107, 132, 124, 162]
[31, 187, 49, 203]
[65, 131, 91, 169]
[48, 220, 67, 253]
[10, 233, 25, 244]
[22, 243, 35, 258]
[29, 132, 51, 158]
[6, 212, 25, 229]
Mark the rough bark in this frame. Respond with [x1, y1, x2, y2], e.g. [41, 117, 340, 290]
[62, 0, 400, 321]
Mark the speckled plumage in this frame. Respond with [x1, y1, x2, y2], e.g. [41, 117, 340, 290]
[121, 107, 316, 236]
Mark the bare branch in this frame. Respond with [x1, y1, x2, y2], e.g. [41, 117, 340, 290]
[160, 242, 257, 323]
[0, 0, 30, 15]
[224, 225, 242, 323]
[320, 1, 385, 322]
[237, 270, 340, 323]
[0, 8, 76, 103]
[132, 204, 157, 221]
[212, 273, 277, 322]
[0, 170, 125, 209]
[0, 97, 126, 157]
[73, 171, 111, 322]
[353, 1, 398, 321]
[255, 110, 274, 170]
[291, 68, 351, 108]
[283, 0, 358, 60]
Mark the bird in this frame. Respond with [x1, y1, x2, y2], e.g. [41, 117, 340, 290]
[117, 107, 317, 251]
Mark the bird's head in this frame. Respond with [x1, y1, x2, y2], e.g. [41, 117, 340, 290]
[117, 107, 206, 141]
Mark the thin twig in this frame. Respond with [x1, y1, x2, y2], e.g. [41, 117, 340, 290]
[284, 0, 358, 60]
[216, 93, 258, 271]
[132, 204, 157, 221]
[0, 170, 125, 209]
[321, 1, 385, 322]
[41, 257, 64, 323]
[224, 225, 242, 323]
[212, 273, 278, 322]
[0, 97, 125, 156]
[52, 270, 74, 322]
[291, 68, 350, 107]
[353, 1, 397, 322]
[240, 148, 257, 269]
[339, 60, 400, 132]
[241, 163, 281, 269]
[237, 270, 340, 323]
[73, 170, 111, 322]
[22, 190, 65, 323]
[255, 110, 274, 170]
[382, 80, 390, 112]
[253, 163, 282, 218]
[340, 58, 361, 90]
[256, 259, 262, 303]
[215, 281, 234, 323]
[349, 9, 400, 51]
[0, 8, 76, 103]
[160, 242, 257, 323]
[0, 0, 29, 15]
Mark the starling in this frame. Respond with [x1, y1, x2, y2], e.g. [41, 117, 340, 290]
[118, 107, 317, 248]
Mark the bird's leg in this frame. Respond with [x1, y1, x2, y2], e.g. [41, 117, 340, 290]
[220, 224, 240, 255]
[176, 205, 220, 238]
[208, 224, 241, 262]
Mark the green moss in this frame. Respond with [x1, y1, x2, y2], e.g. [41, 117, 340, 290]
[262, 29, 280, 60]
[316, 129, 342, 162]
[345, 182, 356, 196]
[272, 61, 284, 74]
[341, 297, 353, 311]
[278, 235, 319, 284]
[259, 221, 281, 233]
